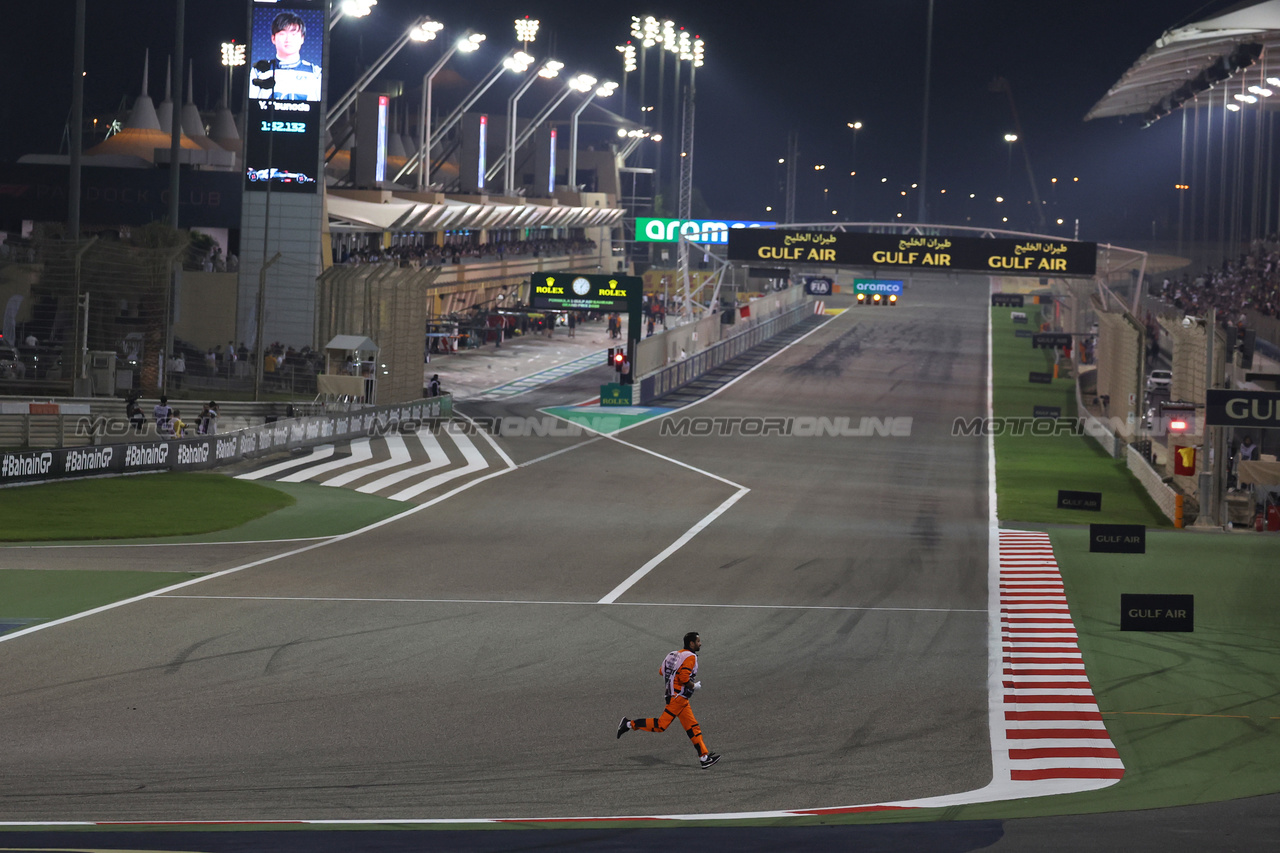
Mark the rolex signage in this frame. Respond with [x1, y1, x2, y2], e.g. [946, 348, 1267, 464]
[600, 383, 633, 406]
[727, 229, 1098, 276]
[529, 273, 642, 313]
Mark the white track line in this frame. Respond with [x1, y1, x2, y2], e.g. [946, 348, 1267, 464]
[598, 486, 749, 603]
[159, 594, 984, 613]
[279, 437, 372, 483]
[235, 445, 335, 480]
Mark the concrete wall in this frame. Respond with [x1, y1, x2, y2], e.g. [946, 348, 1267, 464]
[1095, 310, 1142, 430]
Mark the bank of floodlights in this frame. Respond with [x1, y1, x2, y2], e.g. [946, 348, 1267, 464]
[515, 16, 540, 44]
[409, 20, 444, 42]
[538, 60, 565, 79]
[220, 42, 246, 67]
[458, 33, 485, 52]
[340, 0, 376, 18]
[504, 51, 535, 73]
[617, 43, 637, 72]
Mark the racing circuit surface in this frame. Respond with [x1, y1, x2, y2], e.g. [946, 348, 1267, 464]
[0, 274, 994, 821]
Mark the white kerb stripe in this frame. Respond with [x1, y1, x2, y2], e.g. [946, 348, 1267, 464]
[236, 444, 335, 480]
[279, 437, 372, 482]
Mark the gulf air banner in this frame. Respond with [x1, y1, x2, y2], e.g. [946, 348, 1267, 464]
[727, 229, 1097, 276]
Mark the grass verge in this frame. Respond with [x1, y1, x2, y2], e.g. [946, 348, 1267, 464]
[0, 472, 295, 541]
[990, 307, 1167, 526]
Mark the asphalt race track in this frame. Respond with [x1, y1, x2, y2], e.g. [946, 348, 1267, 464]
[2, 273, 998, 823]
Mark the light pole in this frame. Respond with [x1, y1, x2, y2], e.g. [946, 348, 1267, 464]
[415, 32, 484, 190]
[422, 49, 535, 186]
[569, 81, 617, 190]
[1003, 132, 1018, 188]
[495, 73, 597, 192]
[326, 15, 440, 131]
[615, 42, 636, 118]
[847, 120, 862, 218]
[220, 41, 245, 107]
[505, 59, 563, 196]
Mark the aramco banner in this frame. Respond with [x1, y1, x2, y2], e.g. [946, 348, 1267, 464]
[727, 229, 1097, 276]
[636, 218, 776, 244]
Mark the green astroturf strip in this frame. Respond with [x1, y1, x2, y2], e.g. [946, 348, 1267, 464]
[989, 308, 1168, 527]
[0, 570, 202, 632]
[0, 475, 406, 544]
[0, 472, 295, 541]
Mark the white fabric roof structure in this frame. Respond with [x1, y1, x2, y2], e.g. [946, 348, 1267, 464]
[325, 335, 378, 353]
[1086, 0, 1280, 122]
[326, 192, 624, 234]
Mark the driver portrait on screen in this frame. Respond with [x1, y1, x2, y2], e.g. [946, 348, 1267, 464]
[251, 12, 322, 102]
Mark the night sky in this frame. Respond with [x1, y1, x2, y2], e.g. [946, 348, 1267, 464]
[0, 0, 1231, 242]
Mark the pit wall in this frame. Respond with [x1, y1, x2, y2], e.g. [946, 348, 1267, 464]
[637, 297, 814, 404]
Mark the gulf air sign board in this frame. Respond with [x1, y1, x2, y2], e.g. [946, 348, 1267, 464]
[636, 218, 776, 244]
[727, 229, 1097, 276]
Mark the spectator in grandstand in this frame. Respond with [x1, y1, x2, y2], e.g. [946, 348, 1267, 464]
[126, 396, 145, 433]
[153, 396, 173, 434]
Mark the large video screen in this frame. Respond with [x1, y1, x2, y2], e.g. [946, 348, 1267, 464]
[244, 0, 325, 193]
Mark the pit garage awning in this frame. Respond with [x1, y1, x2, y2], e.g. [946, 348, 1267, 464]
[1086, 0, 1280, 122]
[326, 192, 624, 234]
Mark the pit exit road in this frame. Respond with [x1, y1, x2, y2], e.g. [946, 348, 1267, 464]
[0, 274, 993, 822]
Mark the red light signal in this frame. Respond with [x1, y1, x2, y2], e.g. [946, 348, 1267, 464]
[613, 349, 626, 371]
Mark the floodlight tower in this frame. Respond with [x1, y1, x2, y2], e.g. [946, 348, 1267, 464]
[405, 31, 485, 189]
[504, 59, 563, 196]
[515, 16, 539, 51]
[569, 81, 617, 188]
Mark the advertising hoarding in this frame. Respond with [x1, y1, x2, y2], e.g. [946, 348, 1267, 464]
[727, 229, 1098, 277]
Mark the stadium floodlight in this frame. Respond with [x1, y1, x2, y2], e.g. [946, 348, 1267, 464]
[404, 29, 487, 188]
[1227, 102, 1242, 112]
[1249, 85, 1272, 97]
[1004, 133, 1018, 143]
[340, 0, 376, 18]
[515, 16, 540, 44]
[1234, 93, 1258, 103]
[409, 20, 444, 41]
[662, 20, 677, 53]
[568, 73, 597, 92]
[220, 42, 246, 67]
[504, 51, 535, 72]
[500, 58, 557, 194]
[617, 43, 637, 73]
[678, 30, 693, 60]
[642, 16, 661, 47]
[569, 80, 614, 188]
[1268, 76, 1280, 87]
